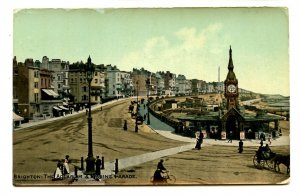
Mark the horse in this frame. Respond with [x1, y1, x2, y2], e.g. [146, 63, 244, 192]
[271, 154, 290, 174]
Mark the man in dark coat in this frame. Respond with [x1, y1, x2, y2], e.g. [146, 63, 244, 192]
[238, 140, 243, 153]
[195, 135, 201, 150]
[95, 156, 102, 179]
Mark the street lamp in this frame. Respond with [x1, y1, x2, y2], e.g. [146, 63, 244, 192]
[135, 81, 139, 133]
[85, 55, 95, 173]
[146, 78, 150, 125]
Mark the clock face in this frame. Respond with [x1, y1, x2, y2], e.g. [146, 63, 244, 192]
[227, 84, 236, 93]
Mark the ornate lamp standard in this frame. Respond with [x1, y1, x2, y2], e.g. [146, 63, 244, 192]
[85, 56, 95, 173]
[146, 78, 151, 125]
[135, 81, 139, 133]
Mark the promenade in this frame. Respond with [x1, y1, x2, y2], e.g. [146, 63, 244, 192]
[69, 100, 289, 185]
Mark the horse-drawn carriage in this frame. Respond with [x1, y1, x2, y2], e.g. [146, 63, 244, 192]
[253, 150, 290, 174]
[253, 150, 276, 169]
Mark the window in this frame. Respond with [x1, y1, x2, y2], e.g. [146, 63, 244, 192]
[34, 71, 39, 78]
[58, 84, 61, 89]
[83, 86, 87, 92]
[58, 75, 61, 80]
[41, 78, 43, 87]
[95, 72, 98, 76]
[95, 96, 98, 101]
[95, 79, 98, 83]
[34, 82, 38, 88]
[34, 93, 39, 103]
[80, 78, 82, 83]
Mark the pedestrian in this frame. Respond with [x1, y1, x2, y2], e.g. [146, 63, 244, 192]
[238, 140, 243, 153]
[268, 135, 272, 145]
[200, 131, 204, 141]
[228, 131, 233, 143]
[144, 114, 146, 121]
[215, 129, 218, 141]
[100, 106, 102, 111]
[123, 120, 127, 131]
[63, 155, 70, 175]
[279, 128, 282, 136]
[95, 156, 102, 180]
[86, 108, 88, 115]
[52, 160, 63, 181]
[195, 135, 201, 150]
[260, 138, 264, 146]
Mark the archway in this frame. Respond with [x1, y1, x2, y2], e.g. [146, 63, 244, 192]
[225, 115, 239, 139]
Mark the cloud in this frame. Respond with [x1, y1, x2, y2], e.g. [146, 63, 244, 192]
[119, 23, 226, 81]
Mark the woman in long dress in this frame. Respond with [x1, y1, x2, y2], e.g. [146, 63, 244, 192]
[64, 155, 70, 175]
[53, 161, 63, 180]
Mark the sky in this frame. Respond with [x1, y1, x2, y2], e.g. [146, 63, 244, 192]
[13, 8, 289, 96]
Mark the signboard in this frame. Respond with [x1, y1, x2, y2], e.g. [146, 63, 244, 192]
[240, 131, 245, 140]
[221, 131, 226, 140]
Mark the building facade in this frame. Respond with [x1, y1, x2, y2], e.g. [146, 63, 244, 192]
[69, 61, 106, 105]
[13, 58, 41, 120]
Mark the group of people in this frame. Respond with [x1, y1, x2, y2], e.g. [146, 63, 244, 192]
[52, 155, 103, 181]
[257, 142, 273, 161]
[53, 155, 70, 181]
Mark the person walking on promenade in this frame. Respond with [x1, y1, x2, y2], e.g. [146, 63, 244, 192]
[53, 160, 63, 181]
[95, 156, 102, 180]
[195, 135, 201, 150]
[268, 135, 272, 145]
[63, 155, 70, 175]
[228, 131, 233, 143]
[123, 120, 127, 131]
[199, 131, 204, 147]
[238, 140, 243, 153]
[260, 138, 264, 146]
[214, 129, 217, 141]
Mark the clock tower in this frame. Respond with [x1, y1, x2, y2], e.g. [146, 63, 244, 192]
[224, 46, 239, 110]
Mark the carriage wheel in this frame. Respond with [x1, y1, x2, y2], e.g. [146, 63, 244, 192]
[253, 154, 264, 169]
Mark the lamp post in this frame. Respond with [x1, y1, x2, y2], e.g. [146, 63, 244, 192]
[85, 55, 95, 173]
[146, 78, 150, 125]
[135, 81, 139, 133]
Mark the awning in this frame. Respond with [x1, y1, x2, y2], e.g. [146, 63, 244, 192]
[42, 89, 59, 97]
[13, 112, 24, 121]
[53, 106, 62, 111]
[58, 106, 69, 110]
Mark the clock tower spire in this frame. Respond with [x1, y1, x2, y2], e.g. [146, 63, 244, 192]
[224, 46, 239, 110]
